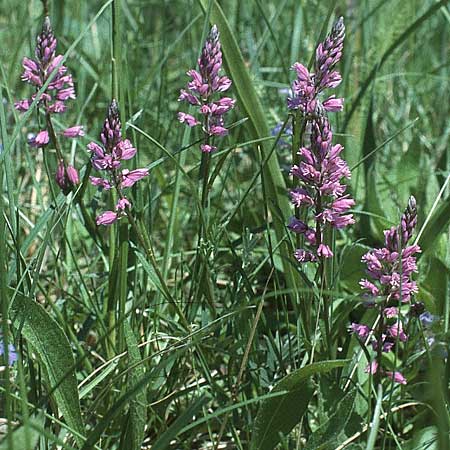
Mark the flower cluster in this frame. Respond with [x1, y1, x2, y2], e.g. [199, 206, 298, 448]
[288, 17, 354, 263]
[88, 100, 148, 226]
[351, 196, 421, 384]
[287, 17, 345, 114]
[178, 25, 235, 153]
[15, 16, 82, 193]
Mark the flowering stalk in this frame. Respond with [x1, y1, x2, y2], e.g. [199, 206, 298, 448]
[178, 26, 235, 304]
[287, 17, 352, 263]
[87, 100, 148, 226]
[178, 25, 235, 208]
[351, 196, 421, 385]
[286, 17, 352, 356]
[15, 15, 83, 194]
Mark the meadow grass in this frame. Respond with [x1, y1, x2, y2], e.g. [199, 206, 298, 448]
[0, 0, 450, 449]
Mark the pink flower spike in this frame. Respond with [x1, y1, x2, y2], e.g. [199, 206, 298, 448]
[89, 176, 112, 190]
[120, 168, 149, 188]
[178, 112, 200, 127]
[96, 211, 118, 226]
[116, 198, 131, 211]
[201, 144, 217, 153]
[29, 130, 49, 148]
[63, 125, 84, 138]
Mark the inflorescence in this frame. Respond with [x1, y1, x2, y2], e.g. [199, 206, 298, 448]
[15, 16, 82, 194]
[351, 196, 421, 384]
[287, 17, 354, 263]
[88, 100, 149, 226]
[177, 25, 235, 153]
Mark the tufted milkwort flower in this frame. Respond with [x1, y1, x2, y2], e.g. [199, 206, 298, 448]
[15, 15, 82, 194]
[351, 197, 421, 384]
[287, 17, 345, 114]
[288, 17, 354, 263]
[88, 100, 148, 226]
[177, 25, 235, 153]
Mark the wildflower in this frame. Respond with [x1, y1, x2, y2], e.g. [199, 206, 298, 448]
[288, 17, 345, 114]
[15, 16, 79, 135]
[15, 15, 81, 194]
[419, 311, 437, 328]
[287, 18, 353, 263]
[88, 100, 148, 226]
[178, 25, 235, 152]
[353, 197, 420, 385]
[0, 339, 18, 366]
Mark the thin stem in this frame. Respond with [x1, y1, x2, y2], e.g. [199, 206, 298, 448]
[126, 212, 190, 329]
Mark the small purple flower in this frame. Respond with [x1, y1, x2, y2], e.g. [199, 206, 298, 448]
[28, 130, 50, 148]
[0, 340, 17, 366]
[55, 159, 79, 194]
[351, 323, 370, 339]
[420, 311, 437, 328]
[178, 25, 235, 152]
[385, 371, 407, 385]
[63, 126, 84, 138]
[96, 211, 119, 226]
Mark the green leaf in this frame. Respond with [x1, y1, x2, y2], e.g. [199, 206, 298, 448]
[9, 291, 84, 446]
[250, 360, 348, 450]
[121, 321, 147, 450]
[417, 195, 450, 256]
[151, 395, 210, 450]
[0, 416, 43, 450]
[304, 388, 356, 450]
[196, 0, 298, 296]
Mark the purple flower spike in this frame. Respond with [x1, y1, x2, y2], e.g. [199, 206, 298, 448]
[287, 18, 353, 264]
[178, 25, 235, 152]
[351, 197, 420, 385]
[16, 15, 82, 195]
[88, 100, 149, 226]
[288, 17, 345, 115]
[17, 16, 77, 124]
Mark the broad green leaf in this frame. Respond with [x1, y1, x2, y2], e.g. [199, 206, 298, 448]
[196, 0, 298, 296]
[121, 321, 147, 450]
[250, 360, 348, 450]
[340, 243, 371, 292]
[151, 395, 210, 450]
[404, 426, 438, 450]
[9, 291, 84, 446]
[304, 388, 356, 450]
[0, 416, 43, 450]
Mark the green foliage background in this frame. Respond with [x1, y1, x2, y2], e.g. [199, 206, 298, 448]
[0, 0, 449, 449]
